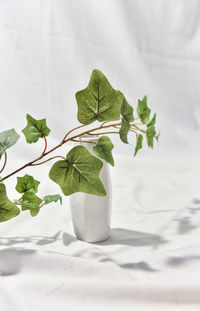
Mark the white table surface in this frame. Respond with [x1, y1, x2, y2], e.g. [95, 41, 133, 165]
[1, 154, 200, 311]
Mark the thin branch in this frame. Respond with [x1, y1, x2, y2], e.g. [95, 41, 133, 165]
[87, 131, 119, 135]
[62, 124, 88, 142]
[0, 121, 122, 183]
[72, 139, 96, 144]
[132, 124, 146, 134]
[0, 152, 7, 174]
[31, 156, 66, 166]
[41, 136, 48, 156]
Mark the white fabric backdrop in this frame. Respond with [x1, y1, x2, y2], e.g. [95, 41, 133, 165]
[1, 0, 200, 310]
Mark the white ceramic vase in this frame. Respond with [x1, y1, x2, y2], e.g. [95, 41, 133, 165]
[70, 136, 112, 243]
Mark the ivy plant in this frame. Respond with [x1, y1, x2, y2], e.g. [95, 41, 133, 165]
[0, 69, 159, 222]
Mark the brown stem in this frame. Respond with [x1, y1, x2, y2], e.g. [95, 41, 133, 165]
[41, 136, 47, 156]
[0, 152, 7, 174]
[31, 156, 66, 166]
[88, 131, 119, 135]
[62, 124, 87, 142]
[72, 139, 96, 144]
[0, 121, 144, 183]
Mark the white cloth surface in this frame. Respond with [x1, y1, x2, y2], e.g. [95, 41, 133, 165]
[1, 155, 200, 310]
[0, 0, 200, 310]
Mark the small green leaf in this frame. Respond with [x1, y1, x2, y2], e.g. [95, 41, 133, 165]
[76, 69, 123, 124]
[22, 114, 50, 143]
[16, 174, 40, 194]
[121, 97, 134, 122]
[134, 134, 143, 157]
[137, 96, 151, 124]
[119, 118, 131, 144]
[147, 113, 156, 127]
[0, 183, 20, 222]
[93, 136, 114, 166]
[0, 129, 20, 159]
[146, 125, 156, 148]
[155, 131, 160, 142]
[43, 194, 62, 205]
[20, 192, 42, 217]
[49, 146, 106, 197]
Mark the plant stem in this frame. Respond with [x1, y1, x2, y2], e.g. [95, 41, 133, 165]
[0, 152, 7, 174]
[42, 136, 47, 155]
[31, 156, 66, 166]
[0, 121, 145, 183]
[88, 131, 119, 135]
[71, 139, 96, 144]
[62, 123, 87, 142]
[132, 124, 146, 134]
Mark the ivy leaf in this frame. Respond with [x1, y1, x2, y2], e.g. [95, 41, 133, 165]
[22, 114, 50, 143]
[93, 136, 114, 166]
[76, 69, 123, 124]
[121, 97, 134, 122]
[43, 194, 62, 205]
[20, 192, 42, 217]
[119, 118, 131, 144]
[137, 96, 151, 124]
[0, 129, 20, 159]
[0, 183, 20, 222]
[16, 174, 40, 194]
[155, 131, 160, 142]
[147, 113, 156, 127]
[146, 125, 156, 148]
[134, 134, 143, 157]
[49, 146, 106, 197]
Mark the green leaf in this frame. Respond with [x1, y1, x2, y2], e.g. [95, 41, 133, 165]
[93, 136, 114, 166]
[22, 114, 50, 143]
[0, 129, 20, 159]
[0, 183, 20, 222]
[119, 118, 131, 144]
[49, 146, 106, 197]
[43, 194, 62, 205]
[76, 69, 123, 124]
[147, 113, 156, 127]
[121, 97, 134, 122]
[134, 134, 143, 157]
[137, 96, 151, 124]
[155, 131, 160, 142]
[16, 174, 40, 194]
[20, 192, 42, 217]
[146, 125, 156, 148]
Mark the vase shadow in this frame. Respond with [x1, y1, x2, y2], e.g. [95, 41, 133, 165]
[95, 227, 168, 248]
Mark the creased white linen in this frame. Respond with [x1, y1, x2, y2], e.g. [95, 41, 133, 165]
[1, 156, 200, 310]
[1, 0, 200, 310]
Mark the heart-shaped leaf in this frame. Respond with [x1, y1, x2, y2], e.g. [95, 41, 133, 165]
[121, 97, 134, 122]
[76, 69, 123, 124]
[16, 174, 40, 194]
[119, 118, 131, 144]
[137, 96, 151, 124]
[134, 134, 143, 157]
[0, 129, 20, 159]
[43, 194, 62, 205]
[93, 136, 114, 166]
[20, 192, 42, 217]
[0, 183, 20, 222]
[49, 146, 106, 196]
[22, 114, 50, 143]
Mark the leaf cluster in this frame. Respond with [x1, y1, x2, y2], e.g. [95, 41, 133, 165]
[0, 69, 159, 223]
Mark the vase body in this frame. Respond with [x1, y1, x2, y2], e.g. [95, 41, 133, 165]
[70, 136, 112, 243]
